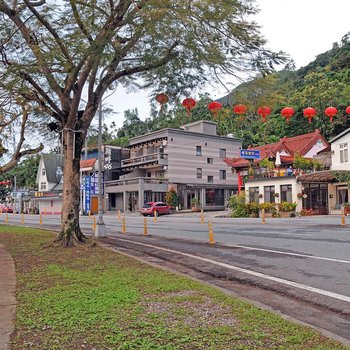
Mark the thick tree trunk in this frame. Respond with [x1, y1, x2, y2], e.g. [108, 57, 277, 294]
[57, 128, 87, 246]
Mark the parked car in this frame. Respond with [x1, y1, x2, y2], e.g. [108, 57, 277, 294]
[141, 202, 174, 216]
[0, 204, 13, 213]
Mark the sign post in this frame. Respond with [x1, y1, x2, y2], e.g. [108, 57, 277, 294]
[239, 149, 261, 159]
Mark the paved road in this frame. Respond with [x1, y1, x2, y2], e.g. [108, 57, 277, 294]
[1, 212, 350, 342]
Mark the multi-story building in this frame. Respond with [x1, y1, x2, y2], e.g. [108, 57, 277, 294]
[105, 120, 241, 212]
[225, 130, 330, 214]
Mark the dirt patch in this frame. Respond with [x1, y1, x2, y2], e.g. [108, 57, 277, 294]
[143, 291, 237, 328]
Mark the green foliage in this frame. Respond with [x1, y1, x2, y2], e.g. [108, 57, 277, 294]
[278, 202, 297, 212]
[228, 192, 248, 217]
[332, 171, 350, 187]
[165, 187, 178, 207]
[258, 202, 277, 213]
[259, 158, 274, 169]
[293, 153, 322, 172]
[0, 227, 345, 350]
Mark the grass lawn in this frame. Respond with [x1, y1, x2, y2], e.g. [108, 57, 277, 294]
[0, 225, 347, 350]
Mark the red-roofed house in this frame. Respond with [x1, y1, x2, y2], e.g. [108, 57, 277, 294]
[224, 130, 330, 214]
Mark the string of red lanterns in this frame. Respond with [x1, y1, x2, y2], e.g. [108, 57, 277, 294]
[155, 95, 350, 124]
[0, 180, 11, 186]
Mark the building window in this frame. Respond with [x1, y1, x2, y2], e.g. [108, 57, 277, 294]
[196, 145, 202, 156]
[337, 186, 348, 206]
[249, 187, 259, 203]
[42, 168, 46, 176]
[264, 185, 275, 203]
[40, 182, 47, 190]
[197, 168, 202, 179]
[207, 158, 213, 164]
[220, 169, 226, 180]
[219, 148, 226, 158]
[280, 184, 292, 202]
[207, 175, 213, 183]
[206, 188, 224, 206]
[340, 143, 348, 163]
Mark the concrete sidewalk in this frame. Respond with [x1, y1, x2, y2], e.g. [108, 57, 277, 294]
[0, 244, 16, 350]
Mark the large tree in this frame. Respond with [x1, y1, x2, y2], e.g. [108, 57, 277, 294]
[0, 0, 284, 245]
[0, 94, 43, 174]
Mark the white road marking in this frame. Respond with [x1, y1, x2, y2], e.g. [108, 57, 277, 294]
[111, 237, 350, 303]
[224, 244, 350, 264]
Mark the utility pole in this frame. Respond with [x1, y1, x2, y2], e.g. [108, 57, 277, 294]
[95, 91, 106, 237]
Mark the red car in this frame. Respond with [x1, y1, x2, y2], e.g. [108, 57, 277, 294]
[141, 202, 174, 217]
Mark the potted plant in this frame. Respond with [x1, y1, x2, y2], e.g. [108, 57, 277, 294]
[248, 167, 254, 179]
[191, 198, 200, 212]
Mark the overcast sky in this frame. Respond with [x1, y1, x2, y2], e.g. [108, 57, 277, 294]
[104, 0, 350, 129]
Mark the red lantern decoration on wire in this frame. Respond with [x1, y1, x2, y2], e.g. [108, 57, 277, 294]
[324, 106, 338, 123]
[281, 107, 295, 124]
[345, 106, 350, 115]
[257, 106, 271, 123]
[233, 104, 247, 115]
[303, 107, 317, 124]
[182, 98, 196, 117]
[208, 101, 222, 118]
[155, 93, 169, 112]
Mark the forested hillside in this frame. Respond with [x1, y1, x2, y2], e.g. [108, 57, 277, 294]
[107, 33, 350, 148]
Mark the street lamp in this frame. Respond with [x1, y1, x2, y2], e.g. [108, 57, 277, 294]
[95, 82, 106, 237]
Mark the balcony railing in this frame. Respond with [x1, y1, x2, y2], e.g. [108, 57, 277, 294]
[121, 153, 168, 168]
[105, 177, 168, 188]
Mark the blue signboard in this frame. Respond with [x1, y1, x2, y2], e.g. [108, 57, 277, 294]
[84, 175, 91, 213]
[240, 149, 261, 159]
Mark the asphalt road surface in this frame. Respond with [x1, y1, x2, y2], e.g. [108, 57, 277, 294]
[1, 212, 350, 343]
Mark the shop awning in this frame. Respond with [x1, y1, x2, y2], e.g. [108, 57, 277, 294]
[297, 170, 350, 183]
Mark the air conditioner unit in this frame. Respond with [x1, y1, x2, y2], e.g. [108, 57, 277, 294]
[162, 165, 168, 170]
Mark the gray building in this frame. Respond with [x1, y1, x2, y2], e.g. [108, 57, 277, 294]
[105, 120, 242, 212]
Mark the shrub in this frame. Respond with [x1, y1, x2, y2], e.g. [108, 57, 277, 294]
[165, 187, 179, 208]
[245, 202, 259, 214]
[228, 192, 249, 217]
[278, 201, 297, 212]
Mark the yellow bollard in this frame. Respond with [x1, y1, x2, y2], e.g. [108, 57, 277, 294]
[21, 213, 24, 224]
[208, 221, 215, 245]
[93, 216, 96, 231]
[341, 206, 346, 226]
[39, 213, 43, 225]
[200, 209, 205, 224]
[153, 210, 157, 223]
[118, 209, 121, 221]
[143, 217, 148, 236]
[44, 208, 47, 216]
[121, 216, 126, 233]
[261, 208, 266, 224]
[5, 212, 8, 224]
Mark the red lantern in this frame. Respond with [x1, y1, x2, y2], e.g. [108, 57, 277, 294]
[257, 106, 271, 123]
[281, 107, 294, 124]
[182, 98, 196, 117]
[324, 106, 338, 123]
[303, 107, 317, 124]
[346, 106, 350, 115]
[208, 101, 222, 118]
[155, 93, 169, 111]
[233, 104, 247, 115]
